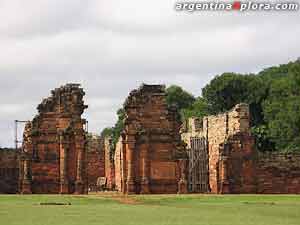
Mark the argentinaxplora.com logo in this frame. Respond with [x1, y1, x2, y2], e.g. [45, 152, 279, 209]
[175, 1, 299, 12]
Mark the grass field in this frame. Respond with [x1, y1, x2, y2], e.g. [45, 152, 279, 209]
[0, 194, 300, 225]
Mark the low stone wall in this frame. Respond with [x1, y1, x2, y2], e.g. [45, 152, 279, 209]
[256, 152, 300, 193]
[0, 149, 20, 193]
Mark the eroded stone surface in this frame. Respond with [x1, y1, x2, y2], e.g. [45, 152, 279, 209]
[19, 84, 88, 194]
[0, 148, 19, 193]
[182, 103, 300, 194]
[86, 134, 105, 191]
[114, 84, 188, 194]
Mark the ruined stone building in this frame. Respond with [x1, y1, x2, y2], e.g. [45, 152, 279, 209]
[19, 84, 88, 194]
[182, 103, 300, 194]
[113, 84, 188, 194]
[1, 83, 300, 195]
[86, 134, 105, 191]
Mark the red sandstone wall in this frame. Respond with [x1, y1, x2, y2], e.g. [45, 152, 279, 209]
[204, 103, 253, 193]
[182, 103, 300, 194]
[87, 134, 105, 191]
[256, 153, 300, 194]
[119, 84, 188, 194]
[20, 84, 88, 194]
[221, 134, 256, 193]
[0, 149, 19, 193]
[182, 103, 257, 193]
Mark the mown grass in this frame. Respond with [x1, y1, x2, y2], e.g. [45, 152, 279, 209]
[0, 194, 299, 225]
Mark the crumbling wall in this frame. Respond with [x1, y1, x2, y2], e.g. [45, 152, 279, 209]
[182, 103, 256, 193]
[256, 153, 300, 193]
[182, 103, 300, 194]
[0, 149, 20, 193]
[20, 83, 88, 194]
[116, 84, 188, 194]
[86, 134, 105, 191]
[104, 137, 115, 190]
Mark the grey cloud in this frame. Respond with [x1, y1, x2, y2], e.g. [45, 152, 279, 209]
[0, 0, 299, 146]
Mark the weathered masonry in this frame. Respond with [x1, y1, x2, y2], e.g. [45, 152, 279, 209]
[0, 148, 19, 193]
[86, 134, 105, 191]
[114, 84, 188, 194]
[19, 84, 88, 194]
[182, 103, 300, 194]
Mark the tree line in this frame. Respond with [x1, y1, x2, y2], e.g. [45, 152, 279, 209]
[102, 59, 300, 153]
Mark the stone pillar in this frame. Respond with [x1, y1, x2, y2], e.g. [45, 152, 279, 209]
[140, 140, 150, 194]
[21, 156, 32, 194]
[59, 135, 69, 194]
[121, 139, 127, 194]
[126, 139, 136, 194]
[219, 155, 230, 194]
[178, 159, 188, 194]
[75, 134, 85, 194]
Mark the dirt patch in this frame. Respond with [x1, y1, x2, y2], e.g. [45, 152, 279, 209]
[111, 196, 140, 205]
[85, 192, 141, 205]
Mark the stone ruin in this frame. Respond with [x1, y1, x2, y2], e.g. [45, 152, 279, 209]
[19, 84, 88, 194]
[181, 103, 300, 194]
[0, 148, 19, 193]
[86, 134, 105, 191]
[113, 84, 188, 194]
[0, 83, 300, 194]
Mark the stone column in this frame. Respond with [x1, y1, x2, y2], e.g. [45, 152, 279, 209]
[121, 138, 127, 194]
[219, 155, 230, 194]
[177, 159, 188, 194]
[75, 134, 85, 194]
[21, 156, 32, 194]
[140, 139, 150, 194]
[59, 134, 69, 194]
[126, 139, 136, 194]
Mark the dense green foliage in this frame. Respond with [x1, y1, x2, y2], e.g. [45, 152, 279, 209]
[200, 61, 300, 152]
[101, 59, 300, 152]
[181, 97, 210, 120]
[1, 195, 300, 225]
[261, 63, 300, 151]
[165, 85, 195, 110]
[100, 108, 125, 155]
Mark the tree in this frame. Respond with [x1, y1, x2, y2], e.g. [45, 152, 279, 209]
[181, 97, 210, 121]
[166, 85, 195, 111]
[261, 62, 300, 152]
[100, 108, 125, 157]
[100, 127, 113, 138]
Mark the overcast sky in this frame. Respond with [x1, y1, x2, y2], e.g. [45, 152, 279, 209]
[0, 0, 299, 147]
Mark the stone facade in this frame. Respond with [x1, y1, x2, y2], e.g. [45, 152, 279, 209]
[182, 103, 300, 194]
[1, 84, 300, 195]
[0, 148, 19, 193]
[86, 134, 105, 191]
[114, 84, 188, 194]
[19, 84, 88, 194]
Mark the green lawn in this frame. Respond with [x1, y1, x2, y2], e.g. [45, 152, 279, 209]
[0, 194, 300, 225]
